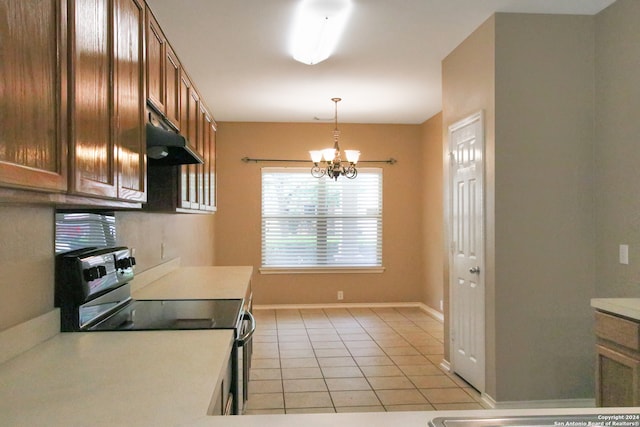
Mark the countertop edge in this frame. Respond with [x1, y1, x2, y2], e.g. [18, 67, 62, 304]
[591, 298, 640, 321]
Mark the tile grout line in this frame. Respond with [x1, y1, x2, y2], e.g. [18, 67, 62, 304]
[347, 307, 393, 411]
[310, 309, 337, 413]
[327, 307, 381, 412]
[249, 307, 481, 414]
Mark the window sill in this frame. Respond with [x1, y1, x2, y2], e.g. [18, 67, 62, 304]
[259, 267, 386, 275]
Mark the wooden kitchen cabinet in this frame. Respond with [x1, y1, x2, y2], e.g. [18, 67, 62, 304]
[595, 310, 640, 406]
[184, 82, 200, 209]
[142, 5, 217, 214]
[113, 0, 146, 201]
[0, 0, 68, 193]
[145, 7, 180, 131]
[164, 44, 181, 130]
[69, 0, 115, 199]
[145, 8, 165, 115]
[202, 111, 217, 211]
[70, 0, 146, 202]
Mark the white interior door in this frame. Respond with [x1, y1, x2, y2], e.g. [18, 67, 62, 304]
[448, 111, 485, 392]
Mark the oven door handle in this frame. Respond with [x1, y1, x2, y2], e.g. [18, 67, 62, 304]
[237, 311, 255, 346]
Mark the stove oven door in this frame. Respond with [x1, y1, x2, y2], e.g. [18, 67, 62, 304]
[234, 310, 256, 415]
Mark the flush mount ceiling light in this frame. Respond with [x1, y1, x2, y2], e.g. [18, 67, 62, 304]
[309, 98, 360, 180]
[290, 0, 353, 65]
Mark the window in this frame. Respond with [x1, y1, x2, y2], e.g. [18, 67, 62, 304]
[261, 167, 382, 271]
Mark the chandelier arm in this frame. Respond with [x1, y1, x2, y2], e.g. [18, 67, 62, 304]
[311, 165, 326, 178]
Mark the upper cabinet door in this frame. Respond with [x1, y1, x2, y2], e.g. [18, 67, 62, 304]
[114, 0, 146, 202]
[208, 119, 217, 211]
[70, 0, 117, 198]
[164, 44, 181, 130]
[186, 85, 200, 209]
[0, 0, 68, 192]
[146, 9, 165, 114]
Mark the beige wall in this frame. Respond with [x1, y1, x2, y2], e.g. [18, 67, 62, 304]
[493, 13, 596, 402]
[442, 14, 496, 394]
[215, 121, 426, 305]
[594, 0, 640, 297]
[443, 13, 597, 402]
[420, 113, 444, 311]
[0, 205, 55, 330]
[0, 205, 215, 331]
[116, 211, 215, 268]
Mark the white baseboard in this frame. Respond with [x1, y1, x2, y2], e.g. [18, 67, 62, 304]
[253, 301, 444, 322]
[439, 358, 451, 373]
[417, 302, 444, 322]
[481, 394, 596, 409]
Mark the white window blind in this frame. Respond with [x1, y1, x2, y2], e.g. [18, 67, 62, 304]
[261, 167, 382, 268]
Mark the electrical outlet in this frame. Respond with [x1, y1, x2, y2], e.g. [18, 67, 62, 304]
[440, 299, 443, 311]
[161, 242, 166, 260]
[337, 290, 344, 300]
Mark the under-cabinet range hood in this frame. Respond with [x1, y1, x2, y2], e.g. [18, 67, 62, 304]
[146, 112, 203, 166]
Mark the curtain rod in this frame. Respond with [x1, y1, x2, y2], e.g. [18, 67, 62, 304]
[241, 157, 397, 165]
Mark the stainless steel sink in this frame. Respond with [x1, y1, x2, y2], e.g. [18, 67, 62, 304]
[429, 415, 609, 427]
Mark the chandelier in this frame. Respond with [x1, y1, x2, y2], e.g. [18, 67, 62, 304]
[309, 98, 360, 180]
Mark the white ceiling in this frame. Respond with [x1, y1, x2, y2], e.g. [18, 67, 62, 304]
[146, 0, 615, 124]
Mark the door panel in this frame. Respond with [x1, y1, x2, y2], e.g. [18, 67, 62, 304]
[185, 85, 199, 209]
[72, 0, 116, 198]
[449, 111, 485, 392]
[165, 45, 180, 129]
[114, 0, 145, 201]
[145, 9, 164, 113]
[0, 0, 68, 191]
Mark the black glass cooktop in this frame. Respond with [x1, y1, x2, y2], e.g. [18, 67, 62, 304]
[87, 299, 243, 331]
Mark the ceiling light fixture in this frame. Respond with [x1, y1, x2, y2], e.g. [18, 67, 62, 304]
[309, 98, 360, 180]
[290, 0, 353, 65]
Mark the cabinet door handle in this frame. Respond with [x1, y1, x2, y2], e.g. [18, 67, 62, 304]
[469, 266, 480, 274]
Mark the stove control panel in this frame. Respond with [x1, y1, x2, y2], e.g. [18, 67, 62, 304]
[56, 247, 135, 304]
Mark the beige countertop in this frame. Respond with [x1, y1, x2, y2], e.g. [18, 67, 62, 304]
[591, 298, 640, 321]
[0, 263, 253, 425]
[1, 310, 638, 426]
[132, 263, 253, 301]
[0, 328, 234, 427]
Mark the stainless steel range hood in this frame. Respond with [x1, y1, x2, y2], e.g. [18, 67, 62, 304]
[146, 111, 203, 166]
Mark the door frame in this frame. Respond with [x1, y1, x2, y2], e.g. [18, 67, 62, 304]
[447, 110, 486, 393]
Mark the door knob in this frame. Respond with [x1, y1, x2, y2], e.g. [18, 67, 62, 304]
[469, 266, 480, 274]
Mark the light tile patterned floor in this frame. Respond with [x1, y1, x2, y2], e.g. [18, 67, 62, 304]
[246, 306, 488, 414]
